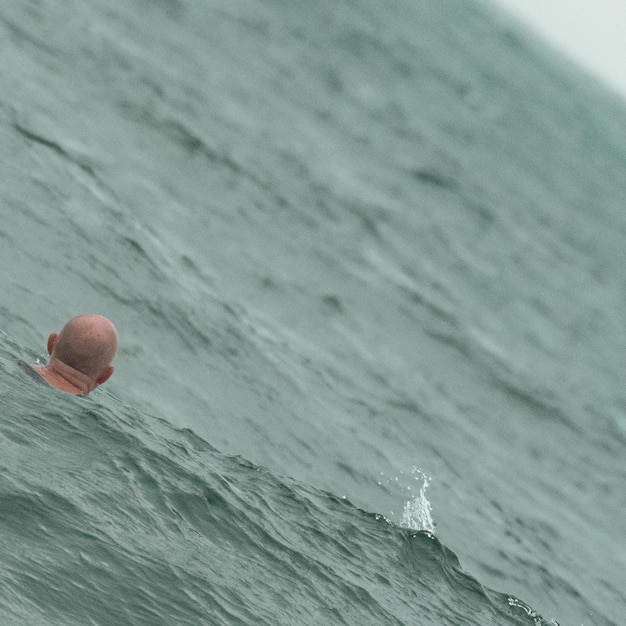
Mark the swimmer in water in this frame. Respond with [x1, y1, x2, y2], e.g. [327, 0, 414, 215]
[33, 314, 118, 395]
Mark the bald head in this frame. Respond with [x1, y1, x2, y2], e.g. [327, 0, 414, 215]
[51, 314, 118, 379]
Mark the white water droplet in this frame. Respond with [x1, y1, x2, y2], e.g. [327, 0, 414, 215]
[399, 468, 435, 534]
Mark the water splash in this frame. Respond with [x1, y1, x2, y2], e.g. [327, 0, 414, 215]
[378, 467, 435, 534]
[507, 597, 561, 626]
[399, 468, 435, 534]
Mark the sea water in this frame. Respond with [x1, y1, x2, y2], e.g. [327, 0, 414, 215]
[1, 0, 625, 624]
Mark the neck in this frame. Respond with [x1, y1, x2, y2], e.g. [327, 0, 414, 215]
[34, 357, 97, 395]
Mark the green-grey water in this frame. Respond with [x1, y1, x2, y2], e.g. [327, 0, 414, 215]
[1, 0, 625, 624]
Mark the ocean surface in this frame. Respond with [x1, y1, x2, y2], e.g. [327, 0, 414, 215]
[1, 0, 625, 624]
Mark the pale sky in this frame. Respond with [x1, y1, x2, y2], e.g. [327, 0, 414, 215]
[489, 0, 626, 100]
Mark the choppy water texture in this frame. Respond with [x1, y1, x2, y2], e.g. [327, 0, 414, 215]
[1, 0, 625, 624]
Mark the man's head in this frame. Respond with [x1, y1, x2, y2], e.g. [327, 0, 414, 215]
[44, 314, 118, 392]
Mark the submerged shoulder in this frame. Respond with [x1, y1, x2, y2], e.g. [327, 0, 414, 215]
[20, 362, 49, 386]
[27, 363, 83, 395]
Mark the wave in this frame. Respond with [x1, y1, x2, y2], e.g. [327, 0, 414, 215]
[0, 337, 554, 625]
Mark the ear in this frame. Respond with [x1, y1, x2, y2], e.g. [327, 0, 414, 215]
[96, 366, 114, 386]
[47, 333, 58, 355]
